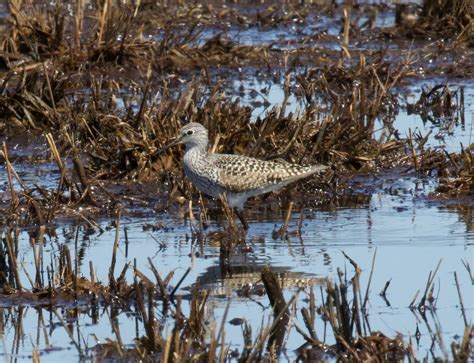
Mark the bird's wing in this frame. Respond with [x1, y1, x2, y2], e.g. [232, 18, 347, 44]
[208, 154, 318, 193]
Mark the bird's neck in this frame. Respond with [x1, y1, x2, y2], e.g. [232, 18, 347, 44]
[185, 142, 208, 158]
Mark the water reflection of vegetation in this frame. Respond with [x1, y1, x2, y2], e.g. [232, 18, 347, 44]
[0, 246, 471, 361]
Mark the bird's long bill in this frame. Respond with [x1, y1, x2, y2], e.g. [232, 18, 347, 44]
[150, 137, 181, 159]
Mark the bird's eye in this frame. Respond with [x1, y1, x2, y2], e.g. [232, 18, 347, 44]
[186, 130, 194, 135]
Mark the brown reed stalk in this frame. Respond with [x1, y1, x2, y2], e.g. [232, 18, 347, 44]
[2, 143, 18, 208]
[5, 230, 21, 291]
[418, 259, 442, 311]
[169, 267, 191, 300]
[246, 294, 297, 362]
[74, 0, 84, 49]
[362, 248, 377, 310]
[97, 0, 110, 48]
[147, 257, 168, 304]
[109, 210, 121, 288]
[281, 201, 294, 236]
[453, 271, 468, 327]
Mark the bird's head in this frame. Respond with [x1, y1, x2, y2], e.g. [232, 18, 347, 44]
[153, 122, 209, 157]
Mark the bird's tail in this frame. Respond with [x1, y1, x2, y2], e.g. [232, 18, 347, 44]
[285, 164, 329, 184]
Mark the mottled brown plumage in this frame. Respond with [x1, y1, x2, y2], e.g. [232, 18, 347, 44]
[162, 123, 328, 228]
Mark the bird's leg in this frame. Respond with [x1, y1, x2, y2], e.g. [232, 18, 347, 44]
[234, 208, 249, 230]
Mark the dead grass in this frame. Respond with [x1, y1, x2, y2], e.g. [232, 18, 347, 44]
[0, 0, 469, 240]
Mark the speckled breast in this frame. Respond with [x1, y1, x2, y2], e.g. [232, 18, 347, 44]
[183, 161, 223, 199]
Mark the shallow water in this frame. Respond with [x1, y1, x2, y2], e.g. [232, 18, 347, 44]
[396, 80, 474, 153]
[0, 168, 472, 361]
[229, 75, 474, 154]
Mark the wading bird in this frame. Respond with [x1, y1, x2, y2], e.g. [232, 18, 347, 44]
[157, 123, 328, 229]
